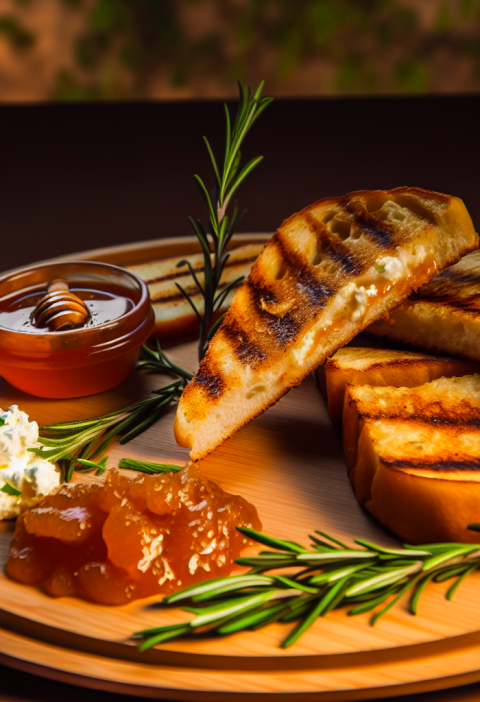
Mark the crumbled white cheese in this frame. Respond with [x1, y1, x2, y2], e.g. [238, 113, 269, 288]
[292, 327, 316, 365]
[348, 284, 378, 322]
[0, 405, 60, 520]
[375, 256, 405, 281]
[376, 245, 429, 283]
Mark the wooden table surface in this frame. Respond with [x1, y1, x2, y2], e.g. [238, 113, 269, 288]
[2, 95, 480, 700]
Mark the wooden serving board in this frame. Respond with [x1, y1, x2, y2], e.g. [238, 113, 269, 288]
[1, 236, 480, 701]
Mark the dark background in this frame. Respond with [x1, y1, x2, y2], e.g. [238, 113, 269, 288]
[2, 94, 480, 273]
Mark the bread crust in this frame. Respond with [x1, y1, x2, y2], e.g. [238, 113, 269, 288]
[322, 347, 480, 423]
[343, 376, 480, 543]
[176, 187, 479, 460]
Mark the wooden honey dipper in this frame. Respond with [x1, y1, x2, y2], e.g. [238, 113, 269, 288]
[33, 279, 89, 331]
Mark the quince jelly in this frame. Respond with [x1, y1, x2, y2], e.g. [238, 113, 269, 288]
[6, 465, 261, 605]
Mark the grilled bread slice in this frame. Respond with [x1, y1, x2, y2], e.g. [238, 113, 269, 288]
[367, 250, 480, 361]
[175, 187, 478, 460]
[127, 243, 264, 339]
[321, 347, 480, 423]
[343, 376, 480, 544]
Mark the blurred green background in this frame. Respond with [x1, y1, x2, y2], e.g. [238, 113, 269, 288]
[0, 0, 480, 101]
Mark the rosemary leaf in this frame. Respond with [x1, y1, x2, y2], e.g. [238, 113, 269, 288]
[445, 562, 479, 601]
[370, 574, 422, 625]
[348, 590, 394, 617]
[76, 457, 108, 475]
[218, 602, 288, 635]
[236, 527, 308, 553]
[354, 539, 432, 558]
[190, 591, 274, 628]
[314, 531, 349, 549]
[422, 546, 479, 571]
[297, 550, 378, 564]
[345, 563, 422, 598]
[138, 624, 191, 652]
[164, 575, 271, 605]
[281, 576, 352, 649]
[309, 562, 375, 585]
[409, 571, 438, 615]
[118, 458, 183, 475]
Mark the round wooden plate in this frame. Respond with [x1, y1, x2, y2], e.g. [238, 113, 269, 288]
[1, 236, 480, 700]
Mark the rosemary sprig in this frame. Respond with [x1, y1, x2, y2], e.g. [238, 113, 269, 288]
[133, 527, 480, 651]
[33, 380, 186, 482]
[182, 81, 273, 361]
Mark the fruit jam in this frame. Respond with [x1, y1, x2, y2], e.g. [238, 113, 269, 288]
[6, 465, 261, 605]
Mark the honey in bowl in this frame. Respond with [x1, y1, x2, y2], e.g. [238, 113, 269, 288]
[1, 286, 133, 333]
[0, 261, 154, 398]
[6, 465, 262, 605]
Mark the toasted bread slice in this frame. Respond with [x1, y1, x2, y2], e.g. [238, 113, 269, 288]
[321, 347, 480, 423]
[343, 375, 480, 544]
[367, 249, 480, 361]
[175, 187, 478, 460]
[127, 243, 264, 339]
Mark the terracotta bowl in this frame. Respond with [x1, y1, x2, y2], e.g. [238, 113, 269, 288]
[0, 261, 154, 398]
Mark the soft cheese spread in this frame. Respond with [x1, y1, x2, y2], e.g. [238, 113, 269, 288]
[0, 405, 60, 519]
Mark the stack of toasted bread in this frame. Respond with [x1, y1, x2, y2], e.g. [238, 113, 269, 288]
[317, 244, 480, 543]
[145, 186, 480, 544]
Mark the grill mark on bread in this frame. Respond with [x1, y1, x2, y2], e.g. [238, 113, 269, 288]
[266, 311, 300, 345]
[327, 355, 454, 371]
[246, 278, 277, 308]
[345, 203, 394, 248]
[192, 357, 225, 400]
[357, 408, 480, 427]
[304, 212, 363, 276]
[142, 255, 259, 285]
[383, 457, 480, 472]
[246, 278, 301, 346]
[274, 231, 334, 307]
[221, 318, 267, 367]
[411, 267, 480, 315]
[418, 266, 480, 292]
[322, 238, 363, 276]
